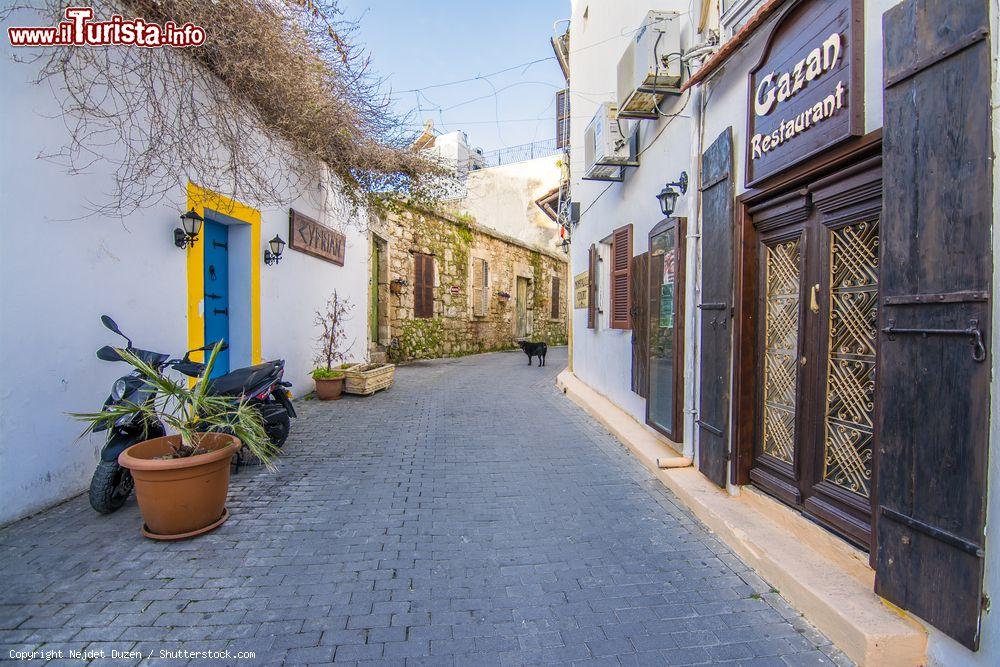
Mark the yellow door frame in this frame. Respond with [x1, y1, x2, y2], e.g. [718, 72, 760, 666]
[185, 182, 262, 365]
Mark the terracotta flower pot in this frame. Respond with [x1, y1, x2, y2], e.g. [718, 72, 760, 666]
[315, 376, 345, 400]
[118, 433, 238, 540]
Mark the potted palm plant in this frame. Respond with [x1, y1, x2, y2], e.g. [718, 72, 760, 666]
[73, 343, 276, 540]
[313, 290, 353, 400]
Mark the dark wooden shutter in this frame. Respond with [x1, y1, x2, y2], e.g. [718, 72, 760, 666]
[587, 244, 598, 329]
[697, 128, 734, 488]
[631, 252, 649, 397]
[610, 224, 633, 330]
[413, 253, 434, 319]
[556, 89, 570, 149]
[550, 276, 560, 319]
[875, 0, 991, 650]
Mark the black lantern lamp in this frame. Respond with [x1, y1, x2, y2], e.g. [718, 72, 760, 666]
[655, 171, 689, 217]
[264, 235, 286, 265]
[174, 209, 204, 249]
[560, 237, 571, 254]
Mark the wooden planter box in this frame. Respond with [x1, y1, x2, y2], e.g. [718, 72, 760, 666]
[344, 363, 395, 396]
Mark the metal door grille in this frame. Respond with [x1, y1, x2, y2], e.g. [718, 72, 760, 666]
[823, 219, 879, 496]
[761, 238, 801, 464]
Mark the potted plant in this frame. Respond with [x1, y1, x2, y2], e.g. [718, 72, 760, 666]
[389, 278, 407, 295]
[496, 290, 511, 303]
[72, 344, 276, 540]
[313, 290, 353, 400]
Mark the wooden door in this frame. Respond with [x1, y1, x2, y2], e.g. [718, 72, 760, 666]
[369, 242, 380, 343]
[630, 253, 649, 397]
[515, 277, 529, 338]
[697, 128, 734, 487]
[203, 219, 231, 377]
[875, 0, 991, 649]
[749, 162, 882, 548]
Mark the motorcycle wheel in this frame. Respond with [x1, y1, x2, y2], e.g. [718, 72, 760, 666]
[266, 408, 291, 448]
[89, 461, 134, 514]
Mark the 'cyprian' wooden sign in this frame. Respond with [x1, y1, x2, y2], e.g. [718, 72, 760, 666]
[746, 0, 863, 186]
[289, 209, 345, 266]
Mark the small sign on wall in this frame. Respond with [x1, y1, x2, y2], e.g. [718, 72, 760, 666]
[573, 271, 589, 309]
[289, 209, 346, 265]
[450, 285, 461, 295]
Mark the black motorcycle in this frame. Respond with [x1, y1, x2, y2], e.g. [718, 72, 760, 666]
[88, 315, 296, 514]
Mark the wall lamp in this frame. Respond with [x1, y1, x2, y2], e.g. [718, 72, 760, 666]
[560, 237, 571, 254]
[174, 209, 204, 249]
[264, 235, 286, 265]
[655, 171, 689, 217]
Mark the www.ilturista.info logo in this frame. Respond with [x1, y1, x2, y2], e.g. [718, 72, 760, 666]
[7, 7, 205, 47]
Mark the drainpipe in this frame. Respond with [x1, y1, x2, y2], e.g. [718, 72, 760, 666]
[682, 82, 705, 463]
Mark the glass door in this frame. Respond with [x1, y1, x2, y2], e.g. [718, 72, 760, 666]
[646, 218, 685, 441]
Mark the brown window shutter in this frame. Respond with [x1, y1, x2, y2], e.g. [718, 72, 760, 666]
[414, 253, 434, 319]
[555, 89, 571, 150]
[630, 252, 649, 397]
[875, 0, 991, 651]
[550, 276, 560, 319]
[481, 260, 489, 316]
[610, 224, 633, 330]
[587, 244, 597, 329]
[472, 258, 485, 317]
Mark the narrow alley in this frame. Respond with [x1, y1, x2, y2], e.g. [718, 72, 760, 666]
[0, 349, 845, 666]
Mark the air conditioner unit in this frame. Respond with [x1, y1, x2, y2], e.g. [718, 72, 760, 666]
[617, 11, 682, 119]
[583, 103, 637, 181]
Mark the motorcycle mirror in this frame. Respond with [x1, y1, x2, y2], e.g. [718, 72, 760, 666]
[96, 345, 123, 362]
[207, 340, 230, 352]
[101, 315, 121, 334]
[100, 315, 132, 347]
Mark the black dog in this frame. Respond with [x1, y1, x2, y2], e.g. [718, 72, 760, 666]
[517, 340, 547, 367]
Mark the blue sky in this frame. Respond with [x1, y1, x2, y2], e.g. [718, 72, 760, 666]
[338, 0, 569, 153]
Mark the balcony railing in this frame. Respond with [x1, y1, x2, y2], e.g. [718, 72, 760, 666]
[480, 138, 560, 169]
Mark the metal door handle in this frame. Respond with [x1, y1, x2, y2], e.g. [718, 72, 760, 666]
[810, 284, 820, 314]
[213, 308, 228, 316]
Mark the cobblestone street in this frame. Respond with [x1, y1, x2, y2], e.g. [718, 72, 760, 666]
[0, 348, 848, 666]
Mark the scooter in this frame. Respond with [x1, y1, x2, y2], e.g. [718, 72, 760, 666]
[88, 315, 296, 514]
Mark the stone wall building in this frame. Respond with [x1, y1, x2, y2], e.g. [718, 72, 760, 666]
[370, 204, 568, 361]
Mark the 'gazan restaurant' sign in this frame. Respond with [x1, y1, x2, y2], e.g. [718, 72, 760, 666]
[745, 0, 862, 186]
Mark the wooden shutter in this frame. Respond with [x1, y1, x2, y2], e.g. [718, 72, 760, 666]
[556, 89, 570, 150]
[875, 0, 991, 650]
[472, 258, 487, 317]
[413, 253, 434, 319]
[630, 252, 650, 397]
[610, 224, 633, 330]
[550, 276, 560, 319]
[697, 128, 734, 488]
[587, 244, 598, 329]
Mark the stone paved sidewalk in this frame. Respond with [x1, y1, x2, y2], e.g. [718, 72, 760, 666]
[0, 348, 850, 666]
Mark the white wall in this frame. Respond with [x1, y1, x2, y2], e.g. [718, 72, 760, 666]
[458, 155, 563, 252]
[567, 0, 693, 435]
[0, 18, 369, 526]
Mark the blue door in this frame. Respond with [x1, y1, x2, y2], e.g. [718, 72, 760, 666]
[203, 219, 230, 377]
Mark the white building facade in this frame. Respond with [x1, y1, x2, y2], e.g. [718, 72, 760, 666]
[0, 17, 371, 526]
[563, 0, 1000, 665]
